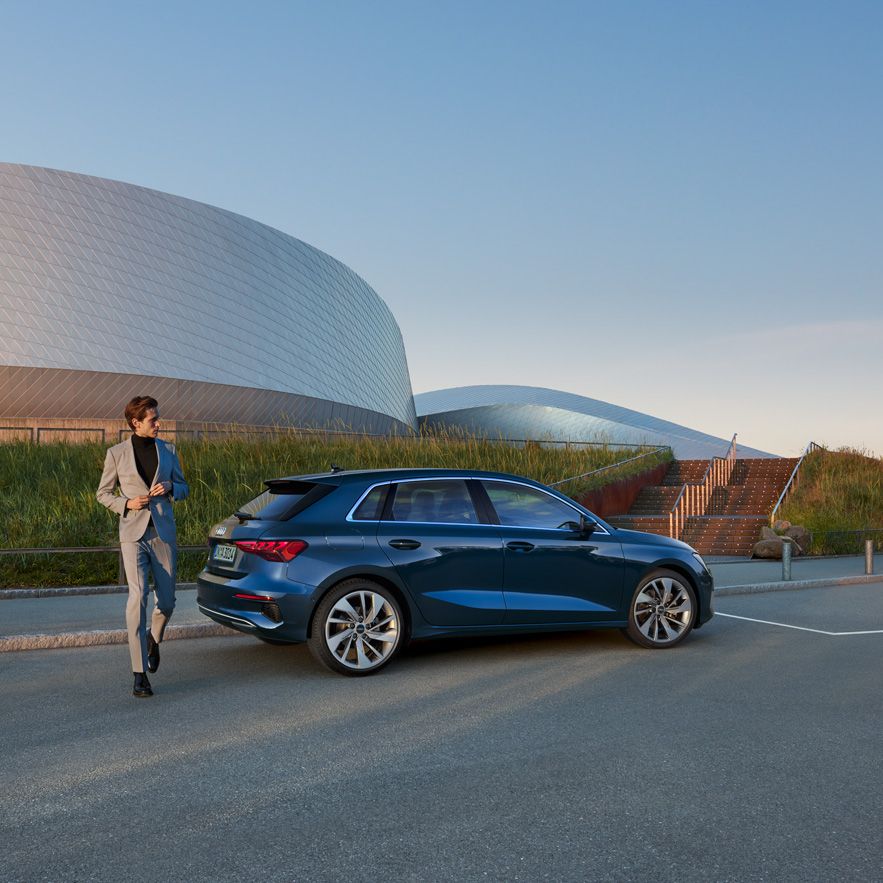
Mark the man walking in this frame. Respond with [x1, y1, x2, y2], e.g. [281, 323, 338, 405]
[96, 396, 189, 697]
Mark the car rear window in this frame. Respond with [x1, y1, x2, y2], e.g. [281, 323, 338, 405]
[238, 480, 328, 521]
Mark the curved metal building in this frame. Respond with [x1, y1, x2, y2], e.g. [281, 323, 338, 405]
[415, 385, 774, 459]
[0, 163, 416, 433]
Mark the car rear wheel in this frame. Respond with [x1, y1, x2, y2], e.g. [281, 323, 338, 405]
[624, 569, 696, 648]
[308, 579, 403, 676]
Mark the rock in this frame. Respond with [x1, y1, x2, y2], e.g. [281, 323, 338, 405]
[761, 526, 779, 541]
[752, 536, 802, 559]
[753, 538, 784, 559]
[785, 525, 811, 553]
[773, 519, 792, 532]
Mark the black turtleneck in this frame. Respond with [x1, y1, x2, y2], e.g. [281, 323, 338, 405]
[131, 433, 158, 488]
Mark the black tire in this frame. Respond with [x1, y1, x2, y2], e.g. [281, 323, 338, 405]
[308, 578, 403, 676]
[623, 568, 697, 649]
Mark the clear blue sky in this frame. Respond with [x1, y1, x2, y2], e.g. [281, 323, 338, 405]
[2, 1, 881, 455]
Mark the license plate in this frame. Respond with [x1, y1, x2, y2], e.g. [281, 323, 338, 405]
[213, 543, 237, 563]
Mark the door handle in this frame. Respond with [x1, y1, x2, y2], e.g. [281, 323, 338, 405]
[389, 539, 421, 550]
[506, 541, 535, 553]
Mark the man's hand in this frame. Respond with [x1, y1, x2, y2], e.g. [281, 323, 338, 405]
[126, 495, 150, 510]
[149, 481, 172, 497]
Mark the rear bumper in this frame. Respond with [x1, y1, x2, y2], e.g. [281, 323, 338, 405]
[196, 569, 315, 642]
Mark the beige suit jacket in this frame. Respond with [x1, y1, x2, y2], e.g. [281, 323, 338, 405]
[96, 438, 189, 543]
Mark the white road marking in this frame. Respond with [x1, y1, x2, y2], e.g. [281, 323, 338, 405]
[716, 612, 883, 636]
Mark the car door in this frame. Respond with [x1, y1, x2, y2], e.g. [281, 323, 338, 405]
[478, 479, 625, 624]
[374, 478, 505, 627]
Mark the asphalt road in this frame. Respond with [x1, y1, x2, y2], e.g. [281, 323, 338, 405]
[1, 584, 881, 882]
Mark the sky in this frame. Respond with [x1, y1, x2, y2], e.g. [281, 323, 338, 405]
[1, 0, 881, 456]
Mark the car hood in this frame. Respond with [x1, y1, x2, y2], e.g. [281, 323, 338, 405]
[613, 528, 695, 553]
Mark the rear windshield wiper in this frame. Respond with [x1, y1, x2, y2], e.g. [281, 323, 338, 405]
[233, 510, 257, 522]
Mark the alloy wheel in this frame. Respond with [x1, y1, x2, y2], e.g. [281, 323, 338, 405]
[324, 589, 400, 671]
[632, 575, 693, 645]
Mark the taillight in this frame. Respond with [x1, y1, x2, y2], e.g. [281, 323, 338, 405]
[234, 540, 308, 562]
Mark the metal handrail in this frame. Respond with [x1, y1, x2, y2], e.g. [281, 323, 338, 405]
[36, 427, 106, 443]
[114, 428, 662, 450]
[1, 423, 664, 450]
[0, 426, 35, 442]
[769, 441, 824, 525]
[550, 446, 671, 488]
[0, 544, 207, 555]
[669, 434, 738, 539]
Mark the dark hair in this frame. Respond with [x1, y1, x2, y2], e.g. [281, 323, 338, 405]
[124, 396, 158, 430]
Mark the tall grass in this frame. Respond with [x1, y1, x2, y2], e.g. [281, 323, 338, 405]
[780, 447, 883, 554]
[0, 431, 670, 586]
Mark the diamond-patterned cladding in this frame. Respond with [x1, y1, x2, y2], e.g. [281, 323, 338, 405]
[0, 164, 417, 431]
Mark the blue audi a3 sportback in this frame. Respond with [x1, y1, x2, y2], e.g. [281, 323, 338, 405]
[197, 468, 714, 675]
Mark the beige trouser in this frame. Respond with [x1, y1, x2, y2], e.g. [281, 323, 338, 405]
[121, 525, 177, 673]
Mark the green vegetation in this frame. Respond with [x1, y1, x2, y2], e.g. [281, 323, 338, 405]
[0, 432, 671, 587]
[780, 447, 883, 554]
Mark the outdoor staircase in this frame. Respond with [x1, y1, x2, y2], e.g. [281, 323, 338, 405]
[608, 457, 799, 556]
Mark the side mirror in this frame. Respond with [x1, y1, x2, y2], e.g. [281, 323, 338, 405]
[578, 515, 597, 537]
[561, 516, 597, 536]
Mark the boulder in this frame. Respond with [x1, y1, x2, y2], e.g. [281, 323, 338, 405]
[785, 525, 811, 553]
[752, 536, 802, 559]
[772, 519, 792, 532]
[753, 538, 784, 559]
[760, 526, 779, 541]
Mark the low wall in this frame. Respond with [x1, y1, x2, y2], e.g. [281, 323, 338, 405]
[0, 418, 416, 444]
[575, 462, 669, 518]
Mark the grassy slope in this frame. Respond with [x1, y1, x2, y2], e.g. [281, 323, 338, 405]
[0, 434, 671, 586]
[780, 448, 883, 553]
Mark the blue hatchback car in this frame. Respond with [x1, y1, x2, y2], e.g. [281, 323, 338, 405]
[197, 468, 714, 675]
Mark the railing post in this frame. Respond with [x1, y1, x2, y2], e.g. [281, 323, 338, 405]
[866, 539, 875, 575]
[782, 538, 792, 581]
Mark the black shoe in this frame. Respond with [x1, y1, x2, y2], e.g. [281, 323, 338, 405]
[146, 634, 160, 673]
[133, 672, 153, 698]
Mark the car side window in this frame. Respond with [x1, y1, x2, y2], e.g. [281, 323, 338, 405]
[352, 486, 387, 520]
[389, 480, 478, 524]
[483, 481, 581, 529]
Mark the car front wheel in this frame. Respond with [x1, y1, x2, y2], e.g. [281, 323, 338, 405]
[624, 569, 696, 648]
[308, 579, 403, 676]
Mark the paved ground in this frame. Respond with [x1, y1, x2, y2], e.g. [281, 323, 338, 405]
[2, 555, 880, 644]
[1, 582, 881, 882]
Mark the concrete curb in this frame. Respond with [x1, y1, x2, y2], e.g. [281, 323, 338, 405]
[715, 574, 880, 596]
[0, 583, 198, 600]
[0, 621, 243, 653]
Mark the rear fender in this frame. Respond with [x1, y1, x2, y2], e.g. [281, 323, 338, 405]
[307, 566, 422, 641]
